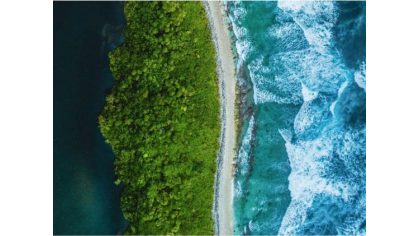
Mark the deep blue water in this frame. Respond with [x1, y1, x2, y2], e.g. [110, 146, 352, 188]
[53, 2, 127, 234]
[229, 1, 366, 235]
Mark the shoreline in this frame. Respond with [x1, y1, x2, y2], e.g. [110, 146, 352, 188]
[203, 1, 237, 235]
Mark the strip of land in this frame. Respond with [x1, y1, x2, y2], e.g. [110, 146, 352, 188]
[205, 1, 236, 235]
[100, 2, 221, 234]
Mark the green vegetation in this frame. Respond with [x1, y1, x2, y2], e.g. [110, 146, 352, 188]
[98, 1, 219, 235]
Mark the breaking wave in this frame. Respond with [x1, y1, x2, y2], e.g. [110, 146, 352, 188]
[229, 1, 365, 235]
[277, 1, 366, 235]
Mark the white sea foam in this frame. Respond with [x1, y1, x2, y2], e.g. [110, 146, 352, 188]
[234, 179, 243, 198]
[232, 4, 246, 20]
[236, 115, 255, 178]
[338, 79, 349, 95]
[274, 48, 349, 95]
[229, 1, 364, 234]
[293, 102, 315, 136]
[248, 54, 303, 105]
[329, 101, 337, 118]
[269, 22, 300, 39]
[248, 58, 281, 105]
[229, 6, 253, 62]
[301, 50, 349, 93]
[231, 23, 252, 62]
[249, 219, 261, 232]
[276, 0, 349, 95]
[354, 61, 366, 92]
[239, 0, 349, 107]
[279, 135, 352, 235]
[279, 125, 364, 235]
[294, 96, 333, 138]
[278, 1, 338, 53]
[301, 82, 318, 102]
[330, 78, 350, 117]
[336, 127, 366, 170]
[268, 22, 307, 51]
[278, 128, 292, 143]
[275, 1, 365, 235]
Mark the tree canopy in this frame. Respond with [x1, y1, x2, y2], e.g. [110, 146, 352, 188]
[99, 2, 219, 234]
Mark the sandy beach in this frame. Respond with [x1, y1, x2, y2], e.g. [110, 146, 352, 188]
[204, 1, 236, 235]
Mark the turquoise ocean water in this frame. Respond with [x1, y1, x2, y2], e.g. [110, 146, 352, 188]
[229, 1, 366, 235]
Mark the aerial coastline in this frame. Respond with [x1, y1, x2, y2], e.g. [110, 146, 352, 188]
[204, 1, 237, 235]
[54, 1, 366, 235]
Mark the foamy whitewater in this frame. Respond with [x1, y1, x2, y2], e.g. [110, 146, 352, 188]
[229, 1, 366, 235]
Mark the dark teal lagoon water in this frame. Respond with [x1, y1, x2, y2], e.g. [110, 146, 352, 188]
[54, 2, 126, 234]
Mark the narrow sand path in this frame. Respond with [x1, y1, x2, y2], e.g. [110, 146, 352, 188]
[204, 1, 236, 235]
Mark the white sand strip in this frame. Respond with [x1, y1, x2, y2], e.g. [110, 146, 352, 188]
[204, 1, 236, 235]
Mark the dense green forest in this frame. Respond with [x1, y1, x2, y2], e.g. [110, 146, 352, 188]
[99, 1, 219, 235]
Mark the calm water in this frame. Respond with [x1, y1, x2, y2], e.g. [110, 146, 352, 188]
[230, 1, 366, 235]
[53, 2, 127, 234]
